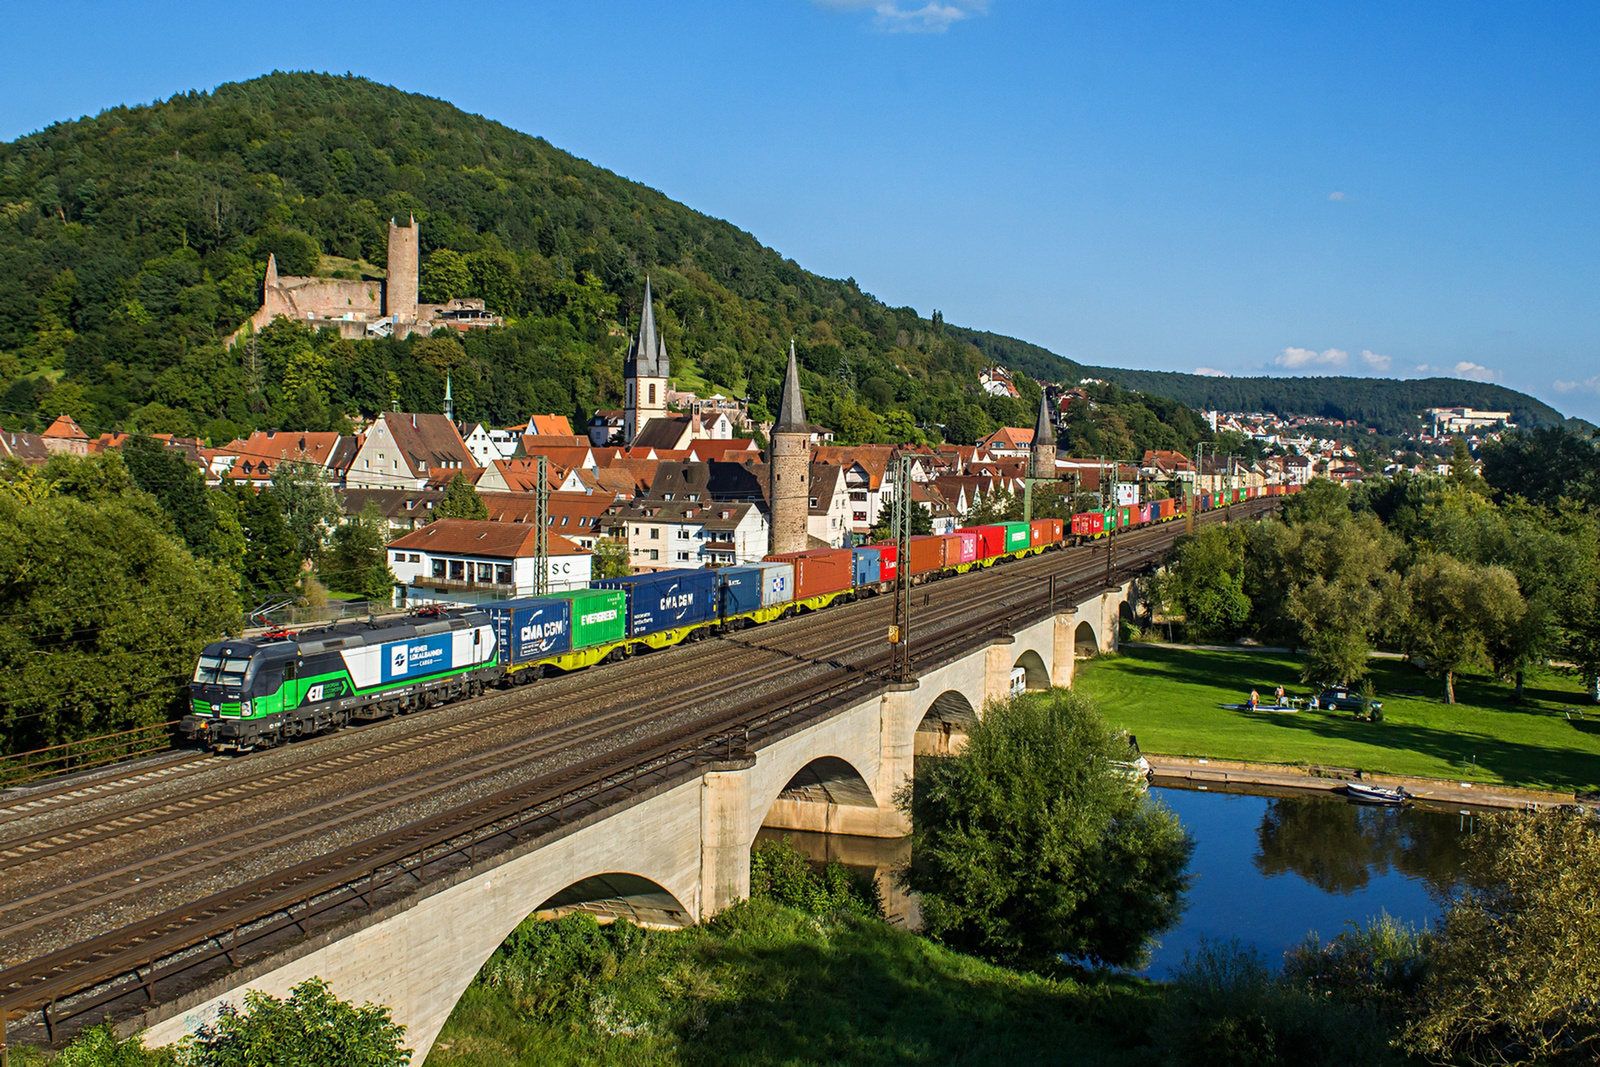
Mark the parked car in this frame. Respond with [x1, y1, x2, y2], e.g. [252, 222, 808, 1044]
[1316, 688, 1382, 713]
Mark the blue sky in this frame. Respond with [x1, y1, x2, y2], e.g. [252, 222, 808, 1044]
[2, 1, 1596, 420]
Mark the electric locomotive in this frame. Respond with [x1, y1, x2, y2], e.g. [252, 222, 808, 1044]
[183, 607, 499, 750]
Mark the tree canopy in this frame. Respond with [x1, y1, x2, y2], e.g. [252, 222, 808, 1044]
[901, 688, 1192, 971]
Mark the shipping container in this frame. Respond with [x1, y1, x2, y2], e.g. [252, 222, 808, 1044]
[486, 597, 573, 667]
[850, 547, 881, 587]
[964, 526, 1006, 560]
[867, 544, 899, 582]
[1071, 512, 1104, 537]
[592, 570, 718, 638]
[715, 566, 765, 618]
[1028, 518, 1057, 547]
[999, 521, 1033, 553]
[765, 548, 853, 600]
[753, 561, 794, 607]
[953, 530, 979, 563]
[545, 588, 628, 649]
[905, 535, 945, 576]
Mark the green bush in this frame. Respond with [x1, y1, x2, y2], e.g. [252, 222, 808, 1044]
[748, 837, 880, 917]
[1152, 938, 1398, 1067]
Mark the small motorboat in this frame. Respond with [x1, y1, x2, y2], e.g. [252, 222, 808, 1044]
[1344, 782, 1407, 806]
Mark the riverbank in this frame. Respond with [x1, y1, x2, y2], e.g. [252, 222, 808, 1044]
[1075, 644, 1600, 793]
[1148, 755, 1576, 810]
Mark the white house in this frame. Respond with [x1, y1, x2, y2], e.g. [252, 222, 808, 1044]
[387, 519, 592, 607]
[607, 500, 768, 571]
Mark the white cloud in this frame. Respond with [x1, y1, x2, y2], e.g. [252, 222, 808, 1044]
[1194, 366, 1230, 377]
[1275, 346, 1349, 369]
[1452, 361, 1498, 382]
[815, 0, 991, 32]
[1412, 361, 1500, 383]
[1553, 376, 1600, 395]
[1328, 191, 1348, 202]
[1361, 349, 1392, 371]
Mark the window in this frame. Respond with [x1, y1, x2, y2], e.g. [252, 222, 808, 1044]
[477, 562, 494, 582]
[633, 527, 642, 536]
[677, 551, 689, 561]
[649, 528, 660, 539]
[449, 560, 465, 580]
[648, 384, 657, 404]
[649, 549, 659, 561]
[393, 551, 404, 562]
[409, 553, 420, 563]
[496, 564, 513, 584]
[432, 560, 446, 579]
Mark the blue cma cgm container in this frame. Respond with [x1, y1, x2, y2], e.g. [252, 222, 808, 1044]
[593, 570, 719, 637]
[714, 566, 765, 619]
[850, 547, 881, 587]
[485, 597, 573, 667]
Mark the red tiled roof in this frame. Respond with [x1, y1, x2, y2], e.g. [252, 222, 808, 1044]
[42, 414, 88, 440]
[387, 518, 587, 558]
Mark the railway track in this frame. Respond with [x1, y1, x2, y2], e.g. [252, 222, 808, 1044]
[0, 501, 1276, 1047]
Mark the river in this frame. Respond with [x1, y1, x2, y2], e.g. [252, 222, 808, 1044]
[761, 782, 1478, 976]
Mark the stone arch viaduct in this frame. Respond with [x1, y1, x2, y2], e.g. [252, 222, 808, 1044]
[139, 583, 1131, 1062]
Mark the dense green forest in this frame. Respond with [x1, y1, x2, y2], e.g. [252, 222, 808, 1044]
[1074, 368, 1583, 435]
[0, 71, 1189, 454]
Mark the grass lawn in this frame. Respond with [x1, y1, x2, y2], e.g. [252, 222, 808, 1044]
[1074, 644, 1600, 793]
[426, 902, 1157, 1066]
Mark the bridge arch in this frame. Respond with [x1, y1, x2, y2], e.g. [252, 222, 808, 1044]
[1012, 649, 1049, 693]
[1074, 620, 1099, 657]
[756, 752, 886, 841]
[534, 872, 692, 928]
[915, 689, 978, 757]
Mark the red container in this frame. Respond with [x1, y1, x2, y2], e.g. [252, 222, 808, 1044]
[964, 526, 1007, 560]
[871, 543, 899, 582]
[764, 548, 853, 599]
[905, 535, 945, 576]
[947, 531, 978, 564]
[1071, 512, 1105, 536]
[1029, 518, 1062, 547]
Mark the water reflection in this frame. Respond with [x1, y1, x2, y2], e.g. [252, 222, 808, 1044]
[761, 786, 1477, 979]
[1254, 793, 1470, 897]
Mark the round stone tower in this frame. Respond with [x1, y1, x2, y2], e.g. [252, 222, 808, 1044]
[769, 342, 811, 555]
[385, 215, 420, 327]
[1030, 387, 1057, 482]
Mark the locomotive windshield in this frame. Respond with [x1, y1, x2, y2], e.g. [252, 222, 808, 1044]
[193, 654, 251, 687]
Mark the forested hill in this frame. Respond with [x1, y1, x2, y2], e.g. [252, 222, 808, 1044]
[0, 71, 1202, 454]
[1075, 367, 1583, 435]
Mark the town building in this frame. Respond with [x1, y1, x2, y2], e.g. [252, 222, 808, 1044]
[345, 413, 478, 491]
[607, 500, 769, 570]
[1426, 407, 1514, 435]
[40, 414, 90, 457]
[387, 519, 592, 606]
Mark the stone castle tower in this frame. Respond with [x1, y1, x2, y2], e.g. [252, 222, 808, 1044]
[624, 277, 670, 443]
[768, 341, 811, 555]
[1030, 388, 1057, 481]
[385, 216, 420, 326]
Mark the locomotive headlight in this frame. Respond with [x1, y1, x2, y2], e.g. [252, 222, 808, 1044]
[241, 701, 252, 715]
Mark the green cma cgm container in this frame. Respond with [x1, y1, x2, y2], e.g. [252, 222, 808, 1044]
[548, 588, 628, 650]
[1000, 522, 1032, 552]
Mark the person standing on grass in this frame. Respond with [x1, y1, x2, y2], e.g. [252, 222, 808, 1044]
[1249, 688, 1260, 710]
[1274, 685, 1285, 707]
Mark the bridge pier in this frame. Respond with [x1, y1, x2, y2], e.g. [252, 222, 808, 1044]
[699, 756, 757, 918]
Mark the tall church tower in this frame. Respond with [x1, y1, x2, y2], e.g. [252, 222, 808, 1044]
[624, 277, 670, 443]
[1030, 388, 1057, 481]
[768, 341, 811, 555]
[385, 215, 420, 327]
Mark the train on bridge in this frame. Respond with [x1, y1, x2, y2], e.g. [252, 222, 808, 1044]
[183, 485, 1295, 750]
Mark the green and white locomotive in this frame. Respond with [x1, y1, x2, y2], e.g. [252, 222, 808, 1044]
[182, 607, 500, 749]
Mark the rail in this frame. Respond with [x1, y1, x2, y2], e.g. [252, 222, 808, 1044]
[0, 500, 1278, 1046]
[0, 722, 178, 789]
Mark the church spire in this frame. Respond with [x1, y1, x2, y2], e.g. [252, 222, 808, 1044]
[1033, 388, 1056, 449]
[774, 340, 808, 435]
[443, 372, 454, 423]
[628, 275, 663, 377]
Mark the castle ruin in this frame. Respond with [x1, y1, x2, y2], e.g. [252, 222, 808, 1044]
[248, 217, 501, 340]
